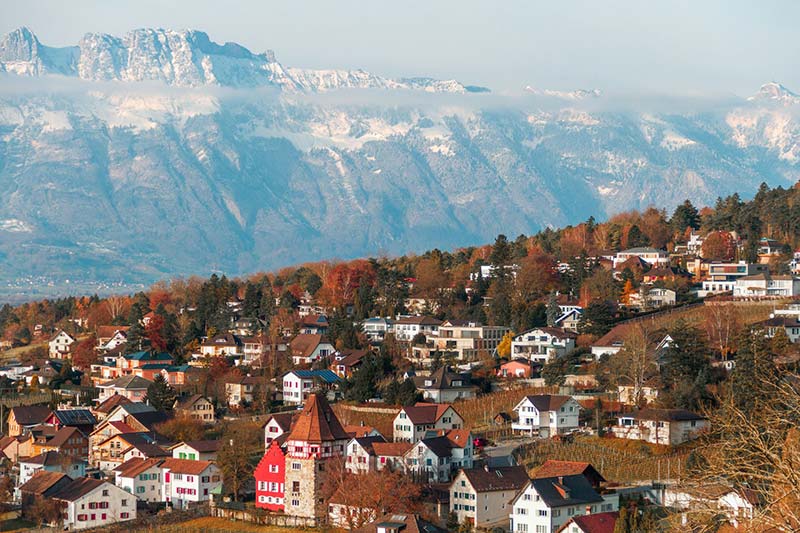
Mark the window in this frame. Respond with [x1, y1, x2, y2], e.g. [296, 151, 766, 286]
[523, 494, 531, 501]
[102, 489, 109, 496]
[538, 510, 547, 516]
[121, 512, 130, 519]
[292, 462, 301, 470]
[535, 526, 547, 533]
[516, 508, 527, 515]
[292, 499, 300, 506]
[293, 481, 300, 492]
[516, 524, 528, 532]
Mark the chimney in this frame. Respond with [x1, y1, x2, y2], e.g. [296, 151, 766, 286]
[558, 476, 563, 485]
[484, 464, 490, 472]
[585, 506, 591, 515]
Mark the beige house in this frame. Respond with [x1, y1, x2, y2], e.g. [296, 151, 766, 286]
[173, 394, 215, 424]
[450, 465, 529, 529]
[611, 408, 709, 445]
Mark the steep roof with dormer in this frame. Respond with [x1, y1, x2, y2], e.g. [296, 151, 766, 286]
[286, 393, 349, 444]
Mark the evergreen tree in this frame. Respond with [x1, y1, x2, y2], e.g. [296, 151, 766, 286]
[145, 374, 177, 411]
[242, 281, 261, 319]
[546, 292, 560, 327]
[659, 321, 715, 410]
[670, 199, 700, 232]
[731, 328, 778, 415]
[578, 301, 616, 337]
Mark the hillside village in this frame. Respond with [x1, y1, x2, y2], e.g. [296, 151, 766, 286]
[0, 183, 799, 531]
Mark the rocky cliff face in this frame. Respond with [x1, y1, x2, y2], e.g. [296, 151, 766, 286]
[0, 28, 798, 286]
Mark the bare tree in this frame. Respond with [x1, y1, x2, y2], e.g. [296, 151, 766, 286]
[606, 323, 659, 406]
[704, 303, 740, 357]
[687, 377, 800, 531]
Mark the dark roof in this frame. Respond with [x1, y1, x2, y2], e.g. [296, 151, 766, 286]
[94, 394, 134, 415]
[527, 474, 603, 507]
[53, 409, 97, 427]
[264, 412, 296, 432]
[21, 450, 81, 466]
[127, 410, 170, 430]
[557, 512, 619, 533]
[51, 477, 107, 502]
[10, 405, 52, 426]
[99, 375, 152, 390]
[461, 465, 529, 492]
[413, 366, 474, 391]
[419, 436, 454, 458]
[517, 327, 578, 340]
[401, 403, 455, 425]
[45, 426, 86, 449]
[290, 334, 331, 358]
[286, 393, 349, 443]
[18, 471, 71, 496]
[532, 461, 606, 485]
[174, 394, 209, 409]
[394, 316, 442, 326]
[336, 349, 369, 367]
[353, 514, 446, 533]
[288, 369, 341, 383]
[521, 395, 574, 412]
[759, 316, 800, 328]
[178, 439, 222, 453]
[351, 435, 387, 455]
[119, 432, 172, 457]
[201, 333, 241, 347]
[630, 408, 705, 422]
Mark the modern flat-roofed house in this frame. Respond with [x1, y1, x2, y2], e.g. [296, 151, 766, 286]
[392, 316, 442, 342]
[511, 328, 577, 364]
[611, 408, 708, 445]
[425, 320, 511, 362]
[512, 395, 581, 438]
[733, 273, 800, 298]
[450, 465, 529, 529]
[701, 261, 769, 294]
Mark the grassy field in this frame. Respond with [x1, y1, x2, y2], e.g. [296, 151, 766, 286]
[129, 517, 333, 532]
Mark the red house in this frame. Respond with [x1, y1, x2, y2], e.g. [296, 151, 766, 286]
[254, 440, 285, 511]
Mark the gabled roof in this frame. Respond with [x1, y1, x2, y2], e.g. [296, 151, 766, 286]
[53, 409, 97, 427]
[48, 329, 75, 343]
[20, 450, 81, 466]
[117, 432, 172, 457]
[350, 435, 387, 455]
[629, 408, 705, 422]
[263, 412, 296, 432]
[115, 402, 157, 416]
[201, 333, 241, 347]
[9, 405, 52, 426]
[108, 421, 138, 434]
[45, 426, 85, 449]
[96, 325, 129, 340]
[519, 395, 575, 412]
[416, 436, 454, 458]
[445, 429, 471, 449]
[18, 470, 71, 495]
[516, 327, 578, 340]
[174, 394, 209, 410]
[353, 513, 446, 533]
[286, 393, 349, 443]
[460, 465, 529, 492]
[527, 474, 603, 507]
[113, 457, 164, 478]
[400, 403, 456, 425]
[173, 439, 221, 453]
[531, 460, 606, 484]
[413, 366, 474, 391]
[50, 477, 107, 502]
[618, 247, 667, 255]
[290, 334, 331, 358]
[344, 424, 379, 438]
[287, 369, 341, 383]
[372, 441, 413, 457]
[335, 349, 369, 367]
[161, 458, 215, 475]
[557, 512, 619, 533]
[127, 410, 170, 431]
[394, 316, 442, 326]
[98, 375, 153, 390]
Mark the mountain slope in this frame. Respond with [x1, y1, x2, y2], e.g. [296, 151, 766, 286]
[0, 28, 799, 289]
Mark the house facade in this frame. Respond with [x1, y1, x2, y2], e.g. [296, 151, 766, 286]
[511, 328, 577, 364]
[512, 395, 581, 438]
[162, 458, 222, 509]
[283, 369, 341, 405]
[113, 457, 164, 503]
[54, 478, 136, 530]
[49, 330, 75, 359]
[611, 408, 708, 445]
[450, 466, 529, 529]
[393, 403, 464, 443]
[255, 440, 286, 511]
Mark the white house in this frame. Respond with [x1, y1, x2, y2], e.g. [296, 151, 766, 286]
[392, 316, 442, 342]
[413, 366, 478, 403]
[661, 484, 759, 529]
[511, 328, 577, 364]
[512, 395, 581, 438]
[289, 334, 335, 366]
[403, 436, 454, 483]
[701, 262, 769, 295]
[450, 465, 529, 529]
[554, 308, 583, 333]
[18, 451, 85, 486]
[170, 440, 221, 462]
[424, 320, 511, 362]
[282, 369, 341, 405]
[611, 408, 708, 446]
[510, 475, 618, 533]
[733, 273, 800, 298]
[96, 375, 152, 403]
[113, 457, 164, 503]
[393, 403, 464, 443]
[628, 288, 676, 310]
[345, 435, 387, 474]
[49, 330, 76, 359]
[263, 412, 295, 449]
[613, 248, 670, 269]
[361, 317, 394, 343]
[162, 458, 222, 510]
[53, 477, 136, 530]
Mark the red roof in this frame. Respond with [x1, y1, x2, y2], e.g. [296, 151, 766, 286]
[286, 393, 349, 444]
[161, 458, 215, 475]
[557, 511, 618, 533]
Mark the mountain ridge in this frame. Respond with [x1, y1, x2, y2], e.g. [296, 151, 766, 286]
[0, 27, 799, 292]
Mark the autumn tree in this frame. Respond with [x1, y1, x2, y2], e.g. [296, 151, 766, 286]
[496, 331, 514, 359]
[701, 231, 736, 261]
[217, 421, 262, 501]
[323, 458, 423, 529]
[71, 334, 98, 369]
[156, 414, 206, 442]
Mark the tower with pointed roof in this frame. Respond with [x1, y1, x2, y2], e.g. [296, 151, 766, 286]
[283, 393, 349, 519]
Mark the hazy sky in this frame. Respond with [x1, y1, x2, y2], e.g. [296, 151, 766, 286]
[3, 0, 799, 95]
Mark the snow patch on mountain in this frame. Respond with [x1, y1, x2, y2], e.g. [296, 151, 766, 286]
[747, 82, 800, 106]
[660, 131, 697, 151]
[524, 86, 602, 100]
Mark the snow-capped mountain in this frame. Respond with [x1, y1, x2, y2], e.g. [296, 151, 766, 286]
[747, 82, 800, 105]
[0, 27, 799, 287]
[524, 86, 602, 100]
